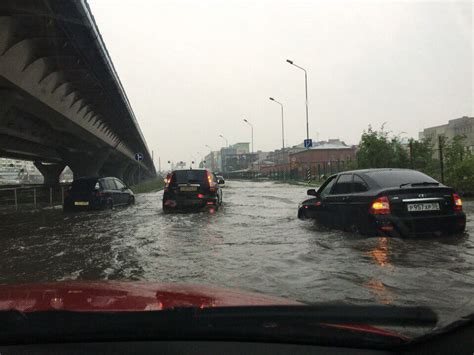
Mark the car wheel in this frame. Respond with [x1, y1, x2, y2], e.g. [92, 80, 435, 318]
[128, 196, 135, 205]
[107, 199, 114, 210]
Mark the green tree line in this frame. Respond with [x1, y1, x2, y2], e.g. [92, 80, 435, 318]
[352, 125, 474, 194]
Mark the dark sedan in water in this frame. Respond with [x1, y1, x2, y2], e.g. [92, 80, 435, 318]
[64, 177, 135, 212]
[298, 169, 466, 237]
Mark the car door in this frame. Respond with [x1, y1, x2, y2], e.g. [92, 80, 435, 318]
[105, 178, 121, 205]
[325, 174, 353, 229]
[114, 178, 128, 205]
[347, 174, 371, 232]
[312, 176, 337, 225]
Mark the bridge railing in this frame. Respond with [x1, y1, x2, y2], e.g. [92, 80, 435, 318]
[0, 184, 70, 211]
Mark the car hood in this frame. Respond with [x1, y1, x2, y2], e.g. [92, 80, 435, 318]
[0, 281, 300, 312]
[0, 282, 413, 342]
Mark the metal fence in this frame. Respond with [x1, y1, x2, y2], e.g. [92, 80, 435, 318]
[0, 184, 69, 211]
[225, 160, 351, 183]
[263, 160, 351, 182]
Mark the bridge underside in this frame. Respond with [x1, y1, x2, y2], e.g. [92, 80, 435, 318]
[0, 0, 156, 185]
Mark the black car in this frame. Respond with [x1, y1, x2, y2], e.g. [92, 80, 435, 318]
[64, 177, 135, 212]
[163, 169, 223, 212]
[298, 169, 466, 237]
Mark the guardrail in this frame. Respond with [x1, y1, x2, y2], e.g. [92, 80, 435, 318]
[0, 184, 70, 211]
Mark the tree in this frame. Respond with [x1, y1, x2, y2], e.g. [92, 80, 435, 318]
[443, 135, 473, 192]
[444, 135, 467, 170]
[356, 125, 410, 169]
[448, 156, 474, 194]
[410, 137, 438, 178]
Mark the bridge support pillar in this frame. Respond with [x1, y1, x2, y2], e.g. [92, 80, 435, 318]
[124, 164, 138, 186]
[59, 148, 112, 179]
[34, 161, 66, 186]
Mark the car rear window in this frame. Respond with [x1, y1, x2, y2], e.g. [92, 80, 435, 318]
[366, 170, 438, 188]
[71, 179, 99, 192]
[172, 170, 207, 184]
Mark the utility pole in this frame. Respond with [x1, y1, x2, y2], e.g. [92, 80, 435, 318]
[438, 135, 444, 183]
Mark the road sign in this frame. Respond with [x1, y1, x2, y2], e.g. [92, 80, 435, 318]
[304, 139, 312, 148]
[135, 152, 144, 161]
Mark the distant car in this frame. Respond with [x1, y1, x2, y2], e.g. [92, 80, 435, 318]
[298, 169, 466, 237]
[64, 177, 134, 212]
[163, 169, 222, 212]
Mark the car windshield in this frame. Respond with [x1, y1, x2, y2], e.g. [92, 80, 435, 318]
[0, 0, 472, 349]
[366, 170, 439, 188]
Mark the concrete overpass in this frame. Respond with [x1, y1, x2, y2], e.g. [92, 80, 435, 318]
[0, 0, 156, 185]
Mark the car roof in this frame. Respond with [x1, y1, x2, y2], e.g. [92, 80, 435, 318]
[336, 168, 416, 176]
[73, 176, 118, 181]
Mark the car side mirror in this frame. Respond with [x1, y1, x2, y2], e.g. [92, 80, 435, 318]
[307, 189, 318, 197]
[218, 179, 225, 184]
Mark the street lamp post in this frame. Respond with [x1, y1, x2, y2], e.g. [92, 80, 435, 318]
[286, 59, 309, 142]
[243, 119, 254, 153]
[269, 97, 285, 150]
[219, 134, 228, 147]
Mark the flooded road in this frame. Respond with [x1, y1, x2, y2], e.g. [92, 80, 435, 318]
[1, 180, 473, 328]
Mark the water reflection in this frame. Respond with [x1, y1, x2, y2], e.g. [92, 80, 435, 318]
[366, 237, 393, 269]
[363, 237, 395, 305]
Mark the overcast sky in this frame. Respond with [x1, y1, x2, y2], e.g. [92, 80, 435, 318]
[88, 0, 472, 166]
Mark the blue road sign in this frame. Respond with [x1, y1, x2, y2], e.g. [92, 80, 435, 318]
[304, 139, 313, 148]
[135, 152, 144, 161]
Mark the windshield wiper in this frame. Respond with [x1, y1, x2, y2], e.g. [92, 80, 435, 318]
[400, 182, 440, 188]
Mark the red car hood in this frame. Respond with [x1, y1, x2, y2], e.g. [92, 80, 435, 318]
[0, 281, 408, 341]
[0, 281, 300, 312]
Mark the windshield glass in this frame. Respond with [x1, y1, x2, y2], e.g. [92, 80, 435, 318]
[0, 0, 472, 348]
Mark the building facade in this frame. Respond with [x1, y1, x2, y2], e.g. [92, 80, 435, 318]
[260, 140, 356, 180]
[419, 116, 474, 153]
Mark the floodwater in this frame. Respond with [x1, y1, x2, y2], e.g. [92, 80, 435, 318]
[0, 180, 473, 331]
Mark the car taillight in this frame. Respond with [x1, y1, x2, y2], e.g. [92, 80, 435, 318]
[95, 191, 105, 197]
[164, 174, 174, 192]
[453, 193, 463, 211]
[370, 196, 390, 215]
[197, 193, 204, 199]
[206, 171, 216, 191]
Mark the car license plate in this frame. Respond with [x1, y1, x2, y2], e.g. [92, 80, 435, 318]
[407, 203, 439, 212]
[180, 186, 197, 192]
[74, 201, 89, 206]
